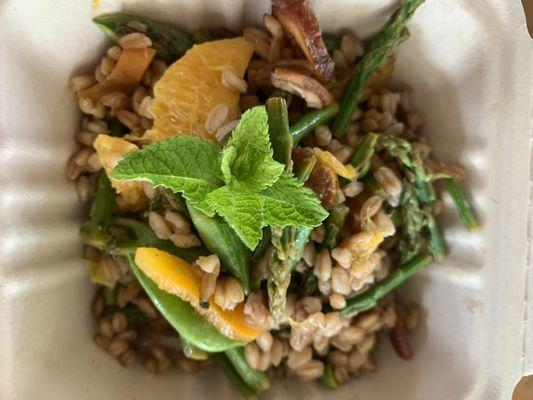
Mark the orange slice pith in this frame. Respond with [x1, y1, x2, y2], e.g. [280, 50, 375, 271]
[93, 134, 149, 211]
[144, 38, 254, 142]
[135, 247, 259, 342]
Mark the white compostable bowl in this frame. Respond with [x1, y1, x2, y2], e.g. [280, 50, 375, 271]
[1, 1, 532, 399]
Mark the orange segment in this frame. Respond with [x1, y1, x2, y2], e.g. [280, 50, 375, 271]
[78, 48, 156, 101]
[93, 134, 149, 211]
[135, 247, 259, 342]
[144, 38, 254, 142]
[314, 147, 356, 180]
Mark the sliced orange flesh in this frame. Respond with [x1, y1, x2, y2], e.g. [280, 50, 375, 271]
[314, 148, 356, 180]
[135, 247, 259, 342]
[144, 38, 254, 142]
[93, 134, 149, 211]
[78, 48, 156, 101]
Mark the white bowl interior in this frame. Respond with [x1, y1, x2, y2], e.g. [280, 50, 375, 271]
[1, 0, 532, 399]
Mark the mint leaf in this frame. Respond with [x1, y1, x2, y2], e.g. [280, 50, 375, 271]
[112, 136, 222, 215]
[206, 187, 264, 249]
[262, 172, 328, 228]
[221, 106, 284, 190]
[206, 172, 328, 249]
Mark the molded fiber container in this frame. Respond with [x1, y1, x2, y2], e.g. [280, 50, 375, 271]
[1, 0, 532, 399]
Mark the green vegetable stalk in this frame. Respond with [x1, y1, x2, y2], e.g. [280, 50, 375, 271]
[332, 0, 425, 137]
[92, 12, 193, 61]
[340, 253, 432, 315]
[267, 97, 293, 169]
[187, 203, 252, 294]
[349, 132, 378, 178]
[425, 212, 446, 261]
[214, 354, 259, 400]
[320, 363, 340, 389]
[225, 347, 271, 392]
[291, 101, 339, 144]
[89, 172, 115, 234]
[181, 337, 208, 360]
[126, 254, 243, 352]
[443, 178, 478, 230]
[322, 204, 349, 249]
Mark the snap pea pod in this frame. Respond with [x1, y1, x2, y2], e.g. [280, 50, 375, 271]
[111, 217, 208, 263]
[181, 337, 208, 360]
[443, 178, 478, 230]
[322, 203, 350, 249]
[92, 12, 193, 61]
[332, 0, 424, 137]
[340, 253, 432, 316]
[290, 101, 339, 144]
[214, 354, 259, 400]
[127, 254, 243, 352]
[225, 347, 271, 392]
[321, 363, 340, 390]
[187, 203, 251, 294]
[266, 97, 293, 168]
[349, 132, 378, 178]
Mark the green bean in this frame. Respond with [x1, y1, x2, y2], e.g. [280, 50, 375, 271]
[349, 132, 378, 178]
[426, 213, 446, 261]
[127, 254, 243, 352]
[187, 203, 251, 293]
[225, 347, 271, 391]
[332, 0, 424, 137]
[92, 12, 193, 61]
[322, 204, 349, 249]
[266, 97, 293, 168]
[290, 102, 339, 144]
[443, 178, 478, 230]
[111, 217, 208, 262]
[340, 253, 432, 315]
[107, 118, 128, 137]
[214, 354, 259, 400]
[320, 363, 340, 390]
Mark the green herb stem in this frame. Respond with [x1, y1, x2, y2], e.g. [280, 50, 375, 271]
[340, 253, 432, 315]
[214, 354, 259, 400]
[332, 0, 424, 137]
[443, 178, 478, 230]
[320, 363, 340, 390]
[426, 213, 446, 261]
[266, 97, 293, 169]
[349, 132, 378, 178]
[322, 204, 349, 249]
[290, 102, 339, 144]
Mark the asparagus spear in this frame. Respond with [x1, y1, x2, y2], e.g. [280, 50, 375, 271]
[349, 132, 378, 178]
[321, 363, 340, 389]
[214, 354, 259, 400]
[290, 101, 339, 144]
[397, 182, 425, 262]
[92, 12, 193, 61]
[322, 203, 350, 249]
[340, 253, 432, 315]
[443, 178, 478, 230]
[332, 0, 425, 137]
[425, 212, 446, 261]
[225, 347, 271, 392]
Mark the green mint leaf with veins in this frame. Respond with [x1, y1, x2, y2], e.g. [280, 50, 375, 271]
[207, 172, 327, 249]
[261, 172, 328, 227]
[206, 187, 264, 249]
[111, 136, 222, 215]
[221, 106, 284, 190]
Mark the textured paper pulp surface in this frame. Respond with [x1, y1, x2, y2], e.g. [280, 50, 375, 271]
[0, 0, 532, 399]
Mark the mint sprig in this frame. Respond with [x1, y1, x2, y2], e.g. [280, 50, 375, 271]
[112, 106, 328, 249]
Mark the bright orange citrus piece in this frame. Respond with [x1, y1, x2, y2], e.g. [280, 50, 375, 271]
[93, 134, 149, 212]
[135, 247, 259, 342]
[314, 147, 356, 180]
[144, 38, 254, 142]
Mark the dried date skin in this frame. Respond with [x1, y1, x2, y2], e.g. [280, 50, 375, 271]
[389, 319, 412, 360]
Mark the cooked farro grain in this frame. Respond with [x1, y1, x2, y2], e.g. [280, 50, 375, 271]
[257, 349, 271, 371]
[314, 125, 332, 147]
[214, 276, 245, 311]
[331, 266, 351, 295]
[95, 64, 106, 82]
[263, 13, 283, 39]
[136, 296, 158, 319]
[332, 49, 348, 69]
[322, 312, 348, 338]
[287, 346, 312, 370]
[94, 333, 111, 350]
[318, 278, 332, 296]
[100, 56, 116, 76]
[164, 210, 191, 234]
[75, 175, 91, 203]
[221, 68, 248, 93]
[86, 152, 102, 173]
[111, 312, 128, 334]
[361, 118, 379, 132]
[169, 233, 201, 248]
[205, 104, 229, 134]
[342, 181, 364, 198]
[357, 334, 376, 354]
[149, 211, 172, 240]
[340, 34, 364, 64]
[314, 249, 332, 281]
[119, 32, 153, 49]
[108, 339, 129, 356]
[69, 75, 96, 92]
[374, 166, 402, 198]
[311, 225, 325, 243]
[116, 110, 141, 130]
[115, 330, 138, 342]
[244, 342, 261, 369]
[373, 210, 396, 237]
[117, 281, 141, 308]
[329, 293, 347, 310]
[359, 195, 383, 221]
[215, 120, 239, 142]
[119, 349, 136, 366]
[200, 273, 217, 304]
[77, 131, 98, 146]
[302, 242, 316, 267]
[98, 317, 114, 339]
[295, 360, 324, 381]
[331, 247, 352, 269]
[107, 45, 122, 61]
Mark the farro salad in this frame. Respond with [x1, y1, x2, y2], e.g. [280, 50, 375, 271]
[68, 0, 477, 397]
